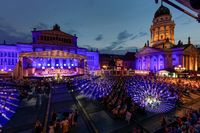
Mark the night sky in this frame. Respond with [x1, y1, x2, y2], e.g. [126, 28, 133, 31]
[0, 0, 199, 54]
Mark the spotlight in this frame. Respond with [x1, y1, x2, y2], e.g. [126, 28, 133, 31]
[38, 63, 41, 66]
[42, 66, 45, 69]
[47, 64, 50, 66]
[56, 64, 59, 67]
[51, 66, 54, 69]
[64, 64, 66, 66]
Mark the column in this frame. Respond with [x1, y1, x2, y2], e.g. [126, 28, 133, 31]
[19, 57, 23, 79]
[178, 55, 182, 66]
[195, 57, 198, 71]
[182, 55, 185, 68]
[188, 56, 191, 70]
[158, 28, 160, 41]
[157, 56, 159, 71]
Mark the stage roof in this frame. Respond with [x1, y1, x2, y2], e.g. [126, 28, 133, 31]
[19, 50, 86, 60]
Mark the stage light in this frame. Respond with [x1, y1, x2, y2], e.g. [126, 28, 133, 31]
[72, 64, 74, 66]
[64, 64, 66, 66]
[1, 69, 4, 71]
[68, 66, 71, 69]
[8, 69, 12, 71]
[51, 66, 54, 69]
[127, 77, 178, 113]
[47, 64, 50, 66]
[42, 66, 45, 69]
[60, 66, 63, 69]
[38, 63, 41, 67]
[56, 64, 59, 66]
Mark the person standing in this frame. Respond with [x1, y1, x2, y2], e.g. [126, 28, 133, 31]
[35, 119, 43, 133]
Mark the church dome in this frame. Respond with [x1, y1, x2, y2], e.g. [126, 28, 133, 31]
[154, 5, 171, 18]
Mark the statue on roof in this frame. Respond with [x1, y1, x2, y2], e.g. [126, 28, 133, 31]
[53, 24, 60, 31]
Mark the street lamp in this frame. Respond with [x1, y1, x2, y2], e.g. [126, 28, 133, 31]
[174, 65, 185, 73]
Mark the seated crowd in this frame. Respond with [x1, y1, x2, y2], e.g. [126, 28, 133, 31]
[48, 110, 78, 133]
[157, 108, 200, 133]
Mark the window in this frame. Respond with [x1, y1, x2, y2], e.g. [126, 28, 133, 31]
[8, 52, 11, 57]
[12, 52, 14, 57]
[41, 36, 44, 40]
[4, 52, 7, 57]
[8, 59, 11, 65]
[12, 59, 14, 65]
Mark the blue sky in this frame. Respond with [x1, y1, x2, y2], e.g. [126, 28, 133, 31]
[0, 0, 199, 54]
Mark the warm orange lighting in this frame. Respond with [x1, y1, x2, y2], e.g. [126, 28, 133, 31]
[102, 65, 107, 69]
[174, 65, 185, 73]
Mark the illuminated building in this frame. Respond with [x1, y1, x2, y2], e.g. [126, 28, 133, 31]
[0, 24, 99, 77]
[136, 4, 199, 73]
[99, 52, 135, 76]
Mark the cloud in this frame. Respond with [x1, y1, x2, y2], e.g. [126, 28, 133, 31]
[117, 30, 133, 40]
[131, 31, 148, 40]
[34, 22, 49, 29]
[63, 22, 80, 35]
[138, 31, 148, 37]
[180, 18, 193, 25]
[99, 46, 138, 55]
[0, 18, 31, 43]
[81, 44, 98, 51]
[174, 14, 193, 25]
[82, 44, 93, 49]
[131, 35, 138, 40]
[174, 14, 185, 20]
[103, 30, 133, 51]
[95, 34, 103, 41]
[66, 29, 79, 35]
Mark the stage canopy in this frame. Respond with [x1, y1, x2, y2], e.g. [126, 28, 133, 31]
[14, 50, 86, 79]
[19, 50, 86, 60]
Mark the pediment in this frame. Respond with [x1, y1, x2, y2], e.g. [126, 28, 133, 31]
[183, 44, 198, 56]
[137, 47, 162, 55]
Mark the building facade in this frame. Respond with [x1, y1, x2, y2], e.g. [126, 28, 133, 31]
[136, 5, 199, 73]
[0, 24, 99, 74]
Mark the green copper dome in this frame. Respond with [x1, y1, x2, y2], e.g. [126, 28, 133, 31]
[154, 5, 171, 18]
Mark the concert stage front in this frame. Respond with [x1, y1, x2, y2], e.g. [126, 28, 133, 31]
[14, 50, 87, 78]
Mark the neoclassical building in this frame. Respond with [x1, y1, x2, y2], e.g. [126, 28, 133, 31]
[0, 24, 100, 77]
[136, 5, 199, 73]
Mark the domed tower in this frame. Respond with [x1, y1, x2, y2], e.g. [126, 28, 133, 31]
[150, 4, 175, 47]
